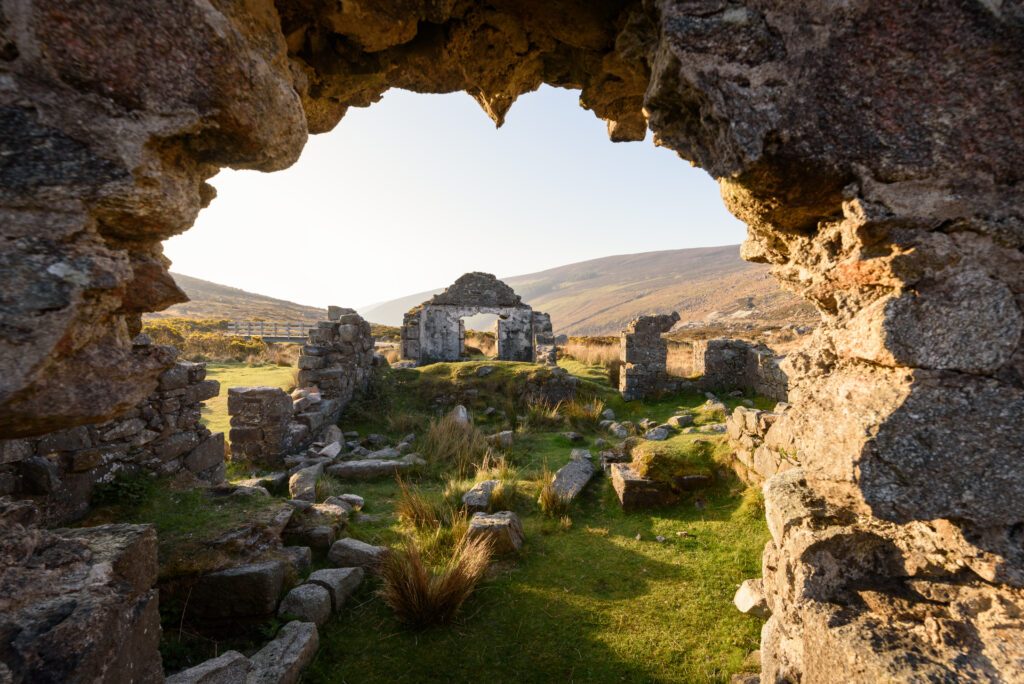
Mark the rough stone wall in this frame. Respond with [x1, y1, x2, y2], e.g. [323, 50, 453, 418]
[693, 339, 789, 401]
[1, 1, 1023, 681]
[532, 312, 557, 366]
[619, 312, 680, 400]
[726, 405, 796, 485]
[230, 308, 374, 467]
[0, 356, 223, 524]
[401, 273, 537, 363]
[0, 497, 164, 682]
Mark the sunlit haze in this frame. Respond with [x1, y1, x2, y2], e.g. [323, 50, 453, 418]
[163, 86, 745, 309]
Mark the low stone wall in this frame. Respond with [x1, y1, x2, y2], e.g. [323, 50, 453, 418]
[725, 405, 797, 484]
[532, 311, 556, 365]
[0, 356, 223, 524]
[692, 338, 788, 401]
[230, 308, 375, 467]
[619, 312, 681, 400]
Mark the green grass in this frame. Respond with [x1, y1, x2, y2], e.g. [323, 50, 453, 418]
[201, 362, 295, 436]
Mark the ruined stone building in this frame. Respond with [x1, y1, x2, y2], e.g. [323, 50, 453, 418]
[1, 1, 1022, 681]
[401, 273, 556, 365]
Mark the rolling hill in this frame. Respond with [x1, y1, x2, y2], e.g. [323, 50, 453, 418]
[145, 273, 325, 322]
[361, 245, 816, 335]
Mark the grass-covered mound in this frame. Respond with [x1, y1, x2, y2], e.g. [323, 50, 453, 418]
[630, 436, 716, 483]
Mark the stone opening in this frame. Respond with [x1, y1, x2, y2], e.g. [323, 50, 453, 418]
[1, 1, 1022, 681]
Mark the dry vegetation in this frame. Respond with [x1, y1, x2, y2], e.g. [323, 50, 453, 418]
[143, 318, 299, 364]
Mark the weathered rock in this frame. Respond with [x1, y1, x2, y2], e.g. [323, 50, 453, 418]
[666, 415, 694, 429]
[325, 454, 423, 480]
[277, 583, 331, 626]
[318, 441, 342, 459]
[307, 567, 364, 611]
[601, 409, 616, 420]
[167, 650, 252, 684]
[462, 479, 498, 514]
[643, 427, 670, 441]
[551, 454, 596, 502]
[487, 430, 514, 448]
[610, 463, 679, 512]
[189, 560, 286, 621]
[248, 621, 319, 684]
[451, 405, 471, 427]
[327, 538, 387, 569]
[467, 511, 525, 554]
[288, 463, 323, 502]
[733, 578, 769, 618]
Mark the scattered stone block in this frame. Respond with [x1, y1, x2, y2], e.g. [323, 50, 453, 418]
[601, 408, 616, 420]
[467, 511, 525, 554]
[307, 567, 365, 611]
[734, 578, 769, 618]
[667, 414, 694, 428]
[283, 546, 312, 577]
[607, 422, 629, 439]
[328, 538, 387, 569]
[318, 441, 342, 459]
[288, 463, 323, 502]
[338, 493, 364, 510]
[610, 463, 679, 512]
[248, 621, 319, 684]
[644, 427, 670, 441]
[167, 650, 251, 683]
[325, 454, 423, 480]
[278, 584, 332, 626]
[190, 560, 286, 620]
[551, 454, 596, 501]
[451, 405, 471, 426]
[488, 430, 514, 448]
[462, 479, 498, 513]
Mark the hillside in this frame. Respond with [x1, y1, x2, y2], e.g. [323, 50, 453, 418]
[145, 273, 324, 322]
[361, 245, 816, 335]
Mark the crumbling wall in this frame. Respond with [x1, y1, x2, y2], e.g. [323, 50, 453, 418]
[230, 308, 375, 467]
[0, 354, 223, 524]
[532, 312, 556, 366]
[693, 339, 789, 401]
[726, 405, 796, 484]
[401, 273, 538, 364]
[619, 312, 681, 400]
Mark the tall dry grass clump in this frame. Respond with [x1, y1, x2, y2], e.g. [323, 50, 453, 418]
[378, 535, 493, 629]
[395, 477, 442, 530]
[665, 340, 695, 378]
[523, 400, 563, 430]
[559, 398, 605, 430]
[562, 339, 620, 367]
[420, 411, 490, 477]
[536, 465, 571, 517]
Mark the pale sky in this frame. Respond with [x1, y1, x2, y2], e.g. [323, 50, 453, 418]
[164, 85, 746, 309]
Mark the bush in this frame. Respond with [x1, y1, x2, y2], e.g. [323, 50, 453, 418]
[378, 534, 492, 629]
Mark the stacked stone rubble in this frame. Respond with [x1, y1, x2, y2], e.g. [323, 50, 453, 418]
[0, 358, 223, 524]
[618, 312, 681, 400]
[693, 339, 788, 401]
[230, 308, 375, 467]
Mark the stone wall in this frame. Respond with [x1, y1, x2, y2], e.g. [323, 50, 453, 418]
[693, 339, 789, 401]
[725, 405, 796, 485]
[532, 311, 556, 366]
[230, 308, 375, 467]
[0, 355, 223, 524]
[618, 312, 681, 400]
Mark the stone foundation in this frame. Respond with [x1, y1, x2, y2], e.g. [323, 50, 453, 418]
[230, 308, 374, 467]
[693, 339, 788, 401]
[0, 353, 223, 524]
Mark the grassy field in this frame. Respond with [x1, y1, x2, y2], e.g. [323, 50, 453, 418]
[201, 363, 295, 436]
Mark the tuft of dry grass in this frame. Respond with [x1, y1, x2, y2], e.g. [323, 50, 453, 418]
[315, 474, 347, 503]
[395, 477, 442, 530]
[562, 340, 620, 368]
[559, 398, 605, 430]
[388, 411, 424, 436]
[382, 347, 402, 364]
[523, 400, 563, 430]
[420, 411, 491, 477]
[378, 534, 493, 629]
[536, 465, 571, 518]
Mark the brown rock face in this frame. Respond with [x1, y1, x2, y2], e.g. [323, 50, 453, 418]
[2, 1, 1023, 680]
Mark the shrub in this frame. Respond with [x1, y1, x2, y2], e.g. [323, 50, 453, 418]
[420, 411, 490, 477]
[536, 465, 571, 518]
[378, 534, 492, 629]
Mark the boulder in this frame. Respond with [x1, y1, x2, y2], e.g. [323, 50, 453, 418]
[307, 567, 364, 611]
[487, 430, 514, 448]
[607, 422, 629, 439]
[338, 493, 364, 510]
[325, 454, 423, 480]
[318, 441, 342, 459]
[734, 578, 769, 618]
[167, 651, 251, 684]
[327, 538, 387, 569]
[189, 560, 286, 620]
[644, 427, 670, 441]
[601, 408, 616, 420]
[667, 415, 694, 429]
[283, 546, 312, 577]
[476, 365, 495, 377]
[288, 463, 323, 502]
[610, 463, 679, 512]
[248, 621, 319, 684]
[462, 479, 498, 513]
[277, 584, 332, 626]
[451, 405, 471, 426]
[467, 511, 525, 554]
[551, 454, 596, 501]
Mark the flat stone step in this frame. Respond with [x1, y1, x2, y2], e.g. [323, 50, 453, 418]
[551, 453, 596, 501]
[325, 455, 424, 480]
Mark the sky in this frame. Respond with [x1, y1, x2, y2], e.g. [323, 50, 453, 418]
[163, 85, 746, 309]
